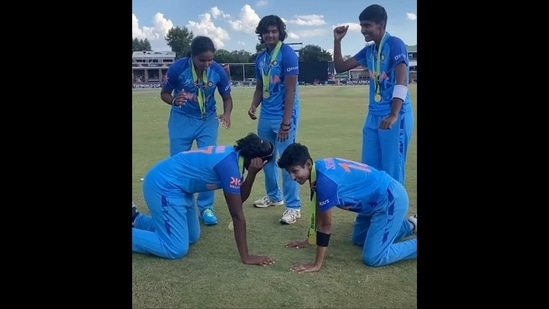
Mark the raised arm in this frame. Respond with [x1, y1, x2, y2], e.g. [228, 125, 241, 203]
[333, 25, 361, 73]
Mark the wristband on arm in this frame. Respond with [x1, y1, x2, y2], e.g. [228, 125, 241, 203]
[316, 231, 331, 247]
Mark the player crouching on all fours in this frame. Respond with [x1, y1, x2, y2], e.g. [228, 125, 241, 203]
[278, 142, 417, 272]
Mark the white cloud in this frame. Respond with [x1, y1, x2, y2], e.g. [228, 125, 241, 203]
[295, 29, 328, 38]
[210, 6, 229, 19]
[406, 13, 417, 21]
[132, 13, 174, 50]
[287, 32, 300, 39]
[227, 4, 261, 34]
[187, 12, 231, 48]
[333, 23, 361, 32]
[287, 15, 326, 26]
[237, 41, 246, 46]
[256, 0, 268, 7]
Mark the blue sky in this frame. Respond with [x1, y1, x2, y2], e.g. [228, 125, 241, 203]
[132, 0, 417, 57]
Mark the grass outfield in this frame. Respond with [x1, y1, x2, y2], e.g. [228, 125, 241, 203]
[132, 85, 417, 308]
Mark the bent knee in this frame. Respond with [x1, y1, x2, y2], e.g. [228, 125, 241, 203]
[362, 254, 385, 267]
[188, 233, 200, 245]
[352, 237, 364, 246]
[165, 244, 189, 260]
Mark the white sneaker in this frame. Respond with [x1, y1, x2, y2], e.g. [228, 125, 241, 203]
[280, 208, 301, 224]
[407, 214, 417, 234]
[253, 196, 285, 208]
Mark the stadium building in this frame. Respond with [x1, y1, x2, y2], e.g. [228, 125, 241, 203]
[132, 51, 176, 87]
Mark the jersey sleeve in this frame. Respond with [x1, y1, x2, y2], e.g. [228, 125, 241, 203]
[255, 52, 264, 80]
[387, 37, 409, 68]
[352, 46, 369, 68]
[213, 155, 241, 195]
[162, 60, 184, 91]
[281, 45, 299, 76]
[213, 62, 231, 96]
[315, 171, 339, 213]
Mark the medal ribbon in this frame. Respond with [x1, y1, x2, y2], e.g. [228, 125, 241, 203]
[307, 162, 317, 245]
[238, 155, 245, 180]
[261, 41, 282, 96]
[191, 62, 208, 118]
[373, 32, 387, 102]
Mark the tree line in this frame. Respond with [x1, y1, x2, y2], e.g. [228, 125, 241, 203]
[133, 26, 356, 81]
[133, 26, 346, 64]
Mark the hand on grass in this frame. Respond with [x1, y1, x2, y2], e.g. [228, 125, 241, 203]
[286, 239, 311, 249]
[291, 262, 320, 274]
[243, 255, 274, 266]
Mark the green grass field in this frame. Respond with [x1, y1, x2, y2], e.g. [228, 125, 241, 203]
[132, 85, 417, 309]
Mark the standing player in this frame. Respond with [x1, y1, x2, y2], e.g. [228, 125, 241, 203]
[160, 36, 234, 226]
[332, 4, 414, 185]
[277, 143, 417, 271]
[247, 15, 302, 224]
[132, 133, 275, 265]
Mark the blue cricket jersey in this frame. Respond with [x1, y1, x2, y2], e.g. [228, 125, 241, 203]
[353, 32, 412, 116]
[314, 158, 391, 213]
[145, 145, 244, 195]
[255, 43, 300, 120]
[162, 57, 232, 119]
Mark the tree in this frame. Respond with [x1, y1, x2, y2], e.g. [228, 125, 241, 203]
[132, 38, 152, 51]
[230, 49, 253, 63]
[165, 26, 194, 59]
[255, 43, 265, 53]
[298, 44, 333, 62]
[213, 49, 234, 64]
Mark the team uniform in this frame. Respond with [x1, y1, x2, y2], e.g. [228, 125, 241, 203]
[353, 32, 414, 184]
[314, 157, 416, 267]
[162, 58, 232, 219]
[254, 43, 301, 216]
[132, 145, 245, 259]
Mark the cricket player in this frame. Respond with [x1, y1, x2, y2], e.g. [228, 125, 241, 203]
[247, 15, 302, 224]
[160, 36, 234, 226]
[132, 133, 274, 266]
[332, 4, 414, 184]
[277, 143, 417, 272]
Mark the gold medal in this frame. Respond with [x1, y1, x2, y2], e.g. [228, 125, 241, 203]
[374, 94, 381, 102]
[263, 91, 270, 99]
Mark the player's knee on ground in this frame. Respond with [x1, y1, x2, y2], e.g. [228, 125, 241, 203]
[162, 236, 190, 260]
[362, 250, 389, 267]
[351, 234, 365, 246]
[188, 231, 200, 245]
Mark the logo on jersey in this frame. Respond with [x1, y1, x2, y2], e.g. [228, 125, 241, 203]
[207, 81, 214, 87]
[381, 54, 385, 61]
[272, 60, 278, 66]
[286, 66, 298, 72]
[324, 158, 336, 169]
[229, 177, 242, 189]
[319, 199, 330, 206]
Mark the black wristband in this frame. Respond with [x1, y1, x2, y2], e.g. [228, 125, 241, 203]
[316, 231, 331, 247]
